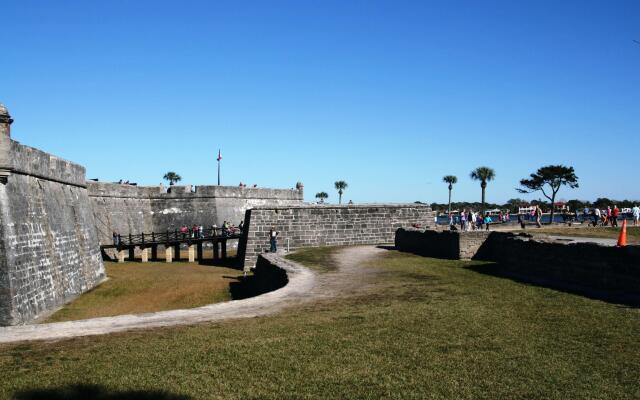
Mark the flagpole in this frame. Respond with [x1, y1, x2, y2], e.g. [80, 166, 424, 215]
[217, 149, 221, 186]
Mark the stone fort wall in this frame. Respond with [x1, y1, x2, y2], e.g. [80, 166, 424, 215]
[0, 141, 105, 325]
[88, 181, 304, 247]
[239, 204, 435, 267]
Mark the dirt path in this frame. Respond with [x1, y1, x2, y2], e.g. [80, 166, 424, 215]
[309, 245, 387, 300]
[0, 246, 383, 344]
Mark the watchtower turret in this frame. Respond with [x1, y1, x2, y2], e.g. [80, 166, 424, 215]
[0, 103, 14, 183]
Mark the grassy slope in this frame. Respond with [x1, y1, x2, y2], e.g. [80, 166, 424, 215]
[46, 262, 239, 322]
[286, 246, 340, 271]
[1, 249, 638, 399]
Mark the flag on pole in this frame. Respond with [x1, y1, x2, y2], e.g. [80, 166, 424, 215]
[217, 149, 222, 161]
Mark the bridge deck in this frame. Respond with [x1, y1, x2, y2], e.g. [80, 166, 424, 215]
[100, 228, 244, 264]
[101, 228, 242, 250]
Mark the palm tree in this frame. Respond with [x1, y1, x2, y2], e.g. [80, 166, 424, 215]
[163, 171, 182, 185]
[442, 175, 458, 215]
[470, 167, 495, 211]
[334, 181, 348, 204]
[315, 192, 329, 204]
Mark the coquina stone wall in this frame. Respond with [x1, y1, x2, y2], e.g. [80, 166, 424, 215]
[240, 204, 435, 267]
[395, 228, 640, 304]
[395, 228, 491, 259]
[88, 182, 304, 247]
[0, 141, 105, 325]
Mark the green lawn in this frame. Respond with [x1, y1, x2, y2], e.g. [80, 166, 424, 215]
[46, 262, 239, 322]
[1, 248, 639, 399]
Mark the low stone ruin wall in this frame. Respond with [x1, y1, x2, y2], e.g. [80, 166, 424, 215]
[240, 204, 435, 267]
[395, 228, 491, 259]
[230, 253, 290, 300]
[395, 228, 640, 304]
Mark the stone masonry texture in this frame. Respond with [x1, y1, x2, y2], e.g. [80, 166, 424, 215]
[87, 182, 304, 248]
[239, 204, 435, 267]
[0, 141, 105, 325]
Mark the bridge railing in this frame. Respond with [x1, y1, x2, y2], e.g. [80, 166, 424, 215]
[112, 227, 242, 247]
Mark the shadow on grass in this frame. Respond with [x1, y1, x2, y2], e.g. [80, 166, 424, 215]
[197, 256, 243, 270]
[465, 262, 640, 308]
[227, 273, 287, 300]
[13, 384, 190, 400]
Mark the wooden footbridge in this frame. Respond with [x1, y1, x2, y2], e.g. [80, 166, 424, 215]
[101, 228, 243, 263]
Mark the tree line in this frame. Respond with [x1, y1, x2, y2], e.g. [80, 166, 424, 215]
[435, 164, 637, 218]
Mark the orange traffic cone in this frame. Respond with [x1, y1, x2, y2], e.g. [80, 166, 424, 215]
[617, 219, 627, 247]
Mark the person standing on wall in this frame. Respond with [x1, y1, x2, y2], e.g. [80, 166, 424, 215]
[269, 227, 278, 253]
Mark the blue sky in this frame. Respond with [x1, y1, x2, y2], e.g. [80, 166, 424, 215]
[2, 1, 639, 204]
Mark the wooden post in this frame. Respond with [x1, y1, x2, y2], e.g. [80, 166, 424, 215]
[221, 240, 227, 258]
[197, 242, 203, 261]
[165, 246, 173, 263]
[174, 244, 181, 260]
[128, 246, 135, 261]
[151, 245, 158, 261]
[213, 240, 219, 259]
[141, 247, 149, 263]
[188, 245, 195, 263]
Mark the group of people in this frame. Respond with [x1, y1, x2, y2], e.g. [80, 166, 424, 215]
[208, 220, 244, 237]
[446, 203, 639, 231]
[450, 209, 494, 231]
[589, 205, 624, 227]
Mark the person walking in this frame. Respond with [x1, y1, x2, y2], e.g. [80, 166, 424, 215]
[633, 205, 640, 226]
[518, 213, 525, 229]
[535, 205, 542, 228]
[460, 209, 467, 231]
[484, 213, 492, 231]
[592, 207, 600, 227]
[269, 227, 278, 253]
[611, 205, 620, 227]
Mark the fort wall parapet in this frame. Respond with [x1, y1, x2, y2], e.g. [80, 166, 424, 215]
[9, 141, 87, 187]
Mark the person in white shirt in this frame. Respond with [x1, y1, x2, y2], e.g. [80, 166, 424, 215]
[632, 205, 640, 226]
[594, 208, 602, 227]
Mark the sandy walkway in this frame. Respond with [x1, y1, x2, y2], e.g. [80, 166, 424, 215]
[0, 246, 383, 344]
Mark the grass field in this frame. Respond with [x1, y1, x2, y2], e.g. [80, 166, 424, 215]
[525, 225, 640, 243]
[45, 262, 240, 323]
[2, 247, 639, 399]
